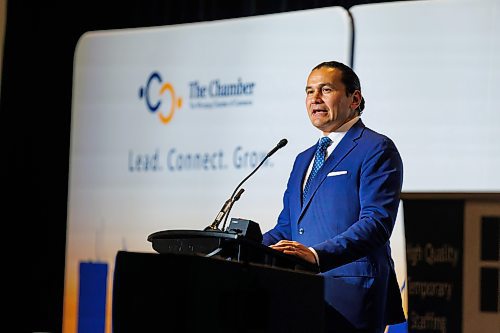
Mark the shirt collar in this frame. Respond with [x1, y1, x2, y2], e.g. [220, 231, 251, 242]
[319, 116, 360, 142]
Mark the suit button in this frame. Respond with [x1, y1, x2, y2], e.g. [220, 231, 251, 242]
[299, 228, 304, 234]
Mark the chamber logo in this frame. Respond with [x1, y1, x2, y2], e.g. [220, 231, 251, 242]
[139, 72, 182, 125]
[188, 77, 256, 109]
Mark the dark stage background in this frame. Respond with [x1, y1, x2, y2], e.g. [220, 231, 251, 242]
[1, 1, 418, 332]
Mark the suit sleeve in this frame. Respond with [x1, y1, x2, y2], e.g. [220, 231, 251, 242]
[262, 187, 292, 245]
[262, 158, 298, 246]
[312, 138, 403, 272]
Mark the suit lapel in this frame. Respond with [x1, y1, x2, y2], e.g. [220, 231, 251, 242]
[290, 145, 315, 222]
[298, 120, 366, 221]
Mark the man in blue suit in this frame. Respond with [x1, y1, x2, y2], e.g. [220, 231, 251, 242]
[263, 61, 405, 333]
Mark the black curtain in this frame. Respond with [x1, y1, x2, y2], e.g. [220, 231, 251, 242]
[1, 1, 407, 332]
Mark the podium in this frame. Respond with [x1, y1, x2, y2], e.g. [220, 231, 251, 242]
[113, 251, 325, 332]
[147, 228, 318, 273]
[113, 224, 325, 332]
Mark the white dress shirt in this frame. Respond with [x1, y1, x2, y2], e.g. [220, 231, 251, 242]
[303, 116, 360, 190]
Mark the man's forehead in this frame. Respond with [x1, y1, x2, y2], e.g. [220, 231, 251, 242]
[306, 74, 343, 88]
[307, 68, 342, 83]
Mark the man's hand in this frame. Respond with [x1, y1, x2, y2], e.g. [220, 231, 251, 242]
[270, 240, 317, 264]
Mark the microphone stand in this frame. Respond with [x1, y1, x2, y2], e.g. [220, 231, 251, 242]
[205, 139, 288, 232]
[205, 188, 245, 232]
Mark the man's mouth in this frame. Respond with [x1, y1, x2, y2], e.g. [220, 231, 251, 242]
[312, 109, 328, 115]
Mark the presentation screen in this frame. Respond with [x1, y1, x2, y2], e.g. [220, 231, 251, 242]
[64, 7, 353, 333]
[352, 0, 500, 193]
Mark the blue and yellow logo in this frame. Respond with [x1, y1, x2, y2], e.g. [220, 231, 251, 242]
[139, 72, 182, 124]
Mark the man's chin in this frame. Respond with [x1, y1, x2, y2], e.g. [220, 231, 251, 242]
[311, 123, 331, 133]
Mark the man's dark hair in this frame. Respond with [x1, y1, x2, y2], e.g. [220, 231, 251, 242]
[312, 61, 365, 114]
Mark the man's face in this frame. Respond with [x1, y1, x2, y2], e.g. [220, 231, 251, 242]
[305, 67, 361, 135]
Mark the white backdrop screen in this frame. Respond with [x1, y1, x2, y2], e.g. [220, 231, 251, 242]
[64, 7, 353, 333]
[352, 0, 500, 193]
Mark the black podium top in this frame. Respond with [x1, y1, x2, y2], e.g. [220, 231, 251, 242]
[147, 229, 319, 273]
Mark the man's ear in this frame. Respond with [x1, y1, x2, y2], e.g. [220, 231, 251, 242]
[350, 90, 362, 110]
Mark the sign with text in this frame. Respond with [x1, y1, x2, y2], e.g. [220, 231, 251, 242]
[404, 200, 464, 333]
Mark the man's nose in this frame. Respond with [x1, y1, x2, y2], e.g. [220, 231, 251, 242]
[311, 90, 322, 103]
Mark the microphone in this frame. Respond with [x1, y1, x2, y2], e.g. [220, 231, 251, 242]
[266, 138, 288, 158]
[205, 138, 288, 232]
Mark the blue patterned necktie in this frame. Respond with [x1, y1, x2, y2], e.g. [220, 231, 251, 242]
[303, 136, 332, 202]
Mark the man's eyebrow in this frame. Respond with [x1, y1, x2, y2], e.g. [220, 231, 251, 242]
[305, 83, 334, 91]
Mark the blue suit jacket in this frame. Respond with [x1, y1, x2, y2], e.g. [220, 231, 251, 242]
[263, 119, 405, 330]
